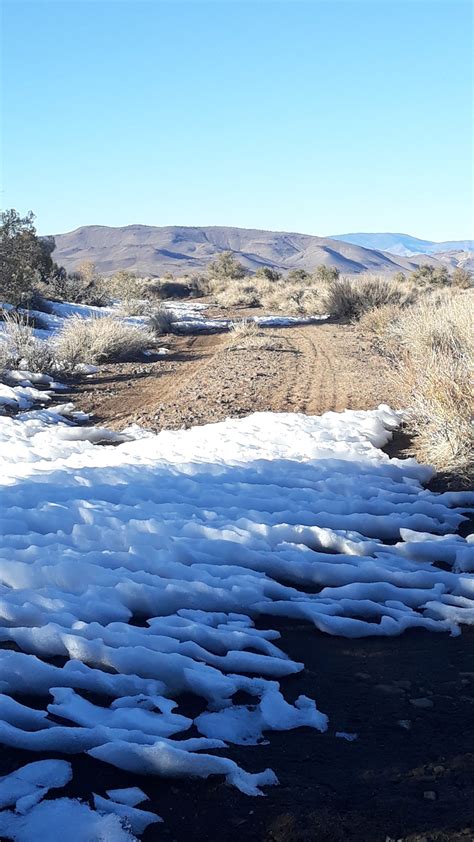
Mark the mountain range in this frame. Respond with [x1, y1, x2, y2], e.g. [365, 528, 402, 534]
[50, 225, 473, 278]
[329, 232, 474, 257]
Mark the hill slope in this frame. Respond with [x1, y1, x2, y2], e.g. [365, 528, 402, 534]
[51, 224, 444, 277]
[329, 232, 474, 257]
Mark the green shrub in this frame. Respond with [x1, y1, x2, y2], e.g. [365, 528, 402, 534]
[286, 269, 310, 283]
[254, 266, 283, 282]
[409, 263, 449, 286]
[312, 265, 340, 283]
[0, 209, 57, 306]
[207, 251, 247, 281]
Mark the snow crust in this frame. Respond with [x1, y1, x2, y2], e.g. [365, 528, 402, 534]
[0, 393, 473, 834]
[0, 796, 136, 841]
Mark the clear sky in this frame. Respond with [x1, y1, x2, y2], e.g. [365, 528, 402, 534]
[1, 0, 473, 239]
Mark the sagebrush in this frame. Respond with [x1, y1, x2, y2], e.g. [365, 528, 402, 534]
[0, 310, 54, 372]
[54, 315, 154, 369]
[364, 289, 473, 472]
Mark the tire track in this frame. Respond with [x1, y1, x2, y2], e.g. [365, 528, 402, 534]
[284, 326, 338, 415]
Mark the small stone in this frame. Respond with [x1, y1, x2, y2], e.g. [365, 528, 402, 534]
[394, 679, 412, 690]
[355, 672, 371, 680]
[433, 765, 445, 774]
[409, 697, 434, 709]
[398, 719, 412, 730]
[375, 683, 404, 696]
[423, 790, 437, 801]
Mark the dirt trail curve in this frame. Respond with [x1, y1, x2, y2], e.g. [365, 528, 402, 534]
[69, 321, 393, 431]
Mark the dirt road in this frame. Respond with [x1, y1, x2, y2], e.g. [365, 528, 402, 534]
[69, 321, 393, 431]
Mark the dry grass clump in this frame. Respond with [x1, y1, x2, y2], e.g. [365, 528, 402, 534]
[260, 283, 324, 316]
[0, 341, 11, 373]
[323, 276, 409, 321]
[358, 303, 404, 349]
[227, 320, 283, 352]
[54, 315, 154, 370]
[42, 261, 112, 307]
[148, 306, 175, 335]
[118, 298, 152, 317]
[0, 311, 54, 373]
[215, 280, 268, 308]
[376, 290, 473, 471]
[228, 318, 259, 339]
[213, 274, 325, 316]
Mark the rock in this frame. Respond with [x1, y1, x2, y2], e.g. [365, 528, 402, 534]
[423, 790, 437, 801]
[394, 679, 412, 690]
[375, 684, 405, 696]
[409, 697, 434, 709]
[355, 672, 371, 680]
[433, 765, 445, 774]
[398, 719, 412, 730]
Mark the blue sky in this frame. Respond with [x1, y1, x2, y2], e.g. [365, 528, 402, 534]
[1, 0, 473, 239]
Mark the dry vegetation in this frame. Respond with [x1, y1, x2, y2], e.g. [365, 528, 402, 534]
[0, 311, 54, 373]
[53, 315, 155, 370]
[148, 305, 176, 335]
[322, 275, 414, 320]
[207, 274, 327, 315]
[361, 288, 473, 473]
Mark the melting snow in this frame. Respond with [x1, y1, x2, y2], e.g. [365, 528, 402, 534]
[0, 390, 473, 835]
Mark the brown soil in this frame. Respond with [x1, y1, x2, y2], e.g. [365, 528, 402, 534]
[66, 320, 393, 431]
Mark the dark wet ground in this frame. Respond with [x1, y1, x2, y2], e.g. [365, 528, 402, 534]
[1, 622, 473, 842]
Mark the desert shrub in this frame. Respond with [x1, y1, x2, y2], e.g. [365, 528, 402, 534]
[119, 298, 151, 316]
[286, 269, 310, 283]
[323, 276, 407, 321]
[54, 315, 154, 369]
[451, 267, 472, 289]
[71, 262, 111, 306]
[148, 306, 175, 335]
[409, 263, 449, 286]
[44, 261, 111, 307]
[216, 280, 266, 308]
[186, 275, 209, 297]
[214, 273, 326, 316]
[388, 291, 473, 470]
[140, 276, 206, 300]
[393, 271, 407, 283]
[161, 278, 201, 299]
[207, 251, 247, 282]
[358, 303, 404, 351]
[109, 270, 144, 301]
[312, 265, 340, 284]
[0, 339, 12, 373]
[260, 282, 323, 316]
[0, 209, 58, 306]
[295, 286, 325, 315]
[254, 266, 283, 282]
[1, 310, 54, 372]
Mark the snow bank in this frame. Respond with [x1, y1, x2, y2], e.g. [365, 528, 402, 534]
[0, 402, 473, 829]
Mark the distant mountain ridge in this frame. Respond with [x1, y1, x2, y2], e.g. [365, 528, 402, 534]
[50, 224, 471, 277]
[329, 232, 474, 257]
